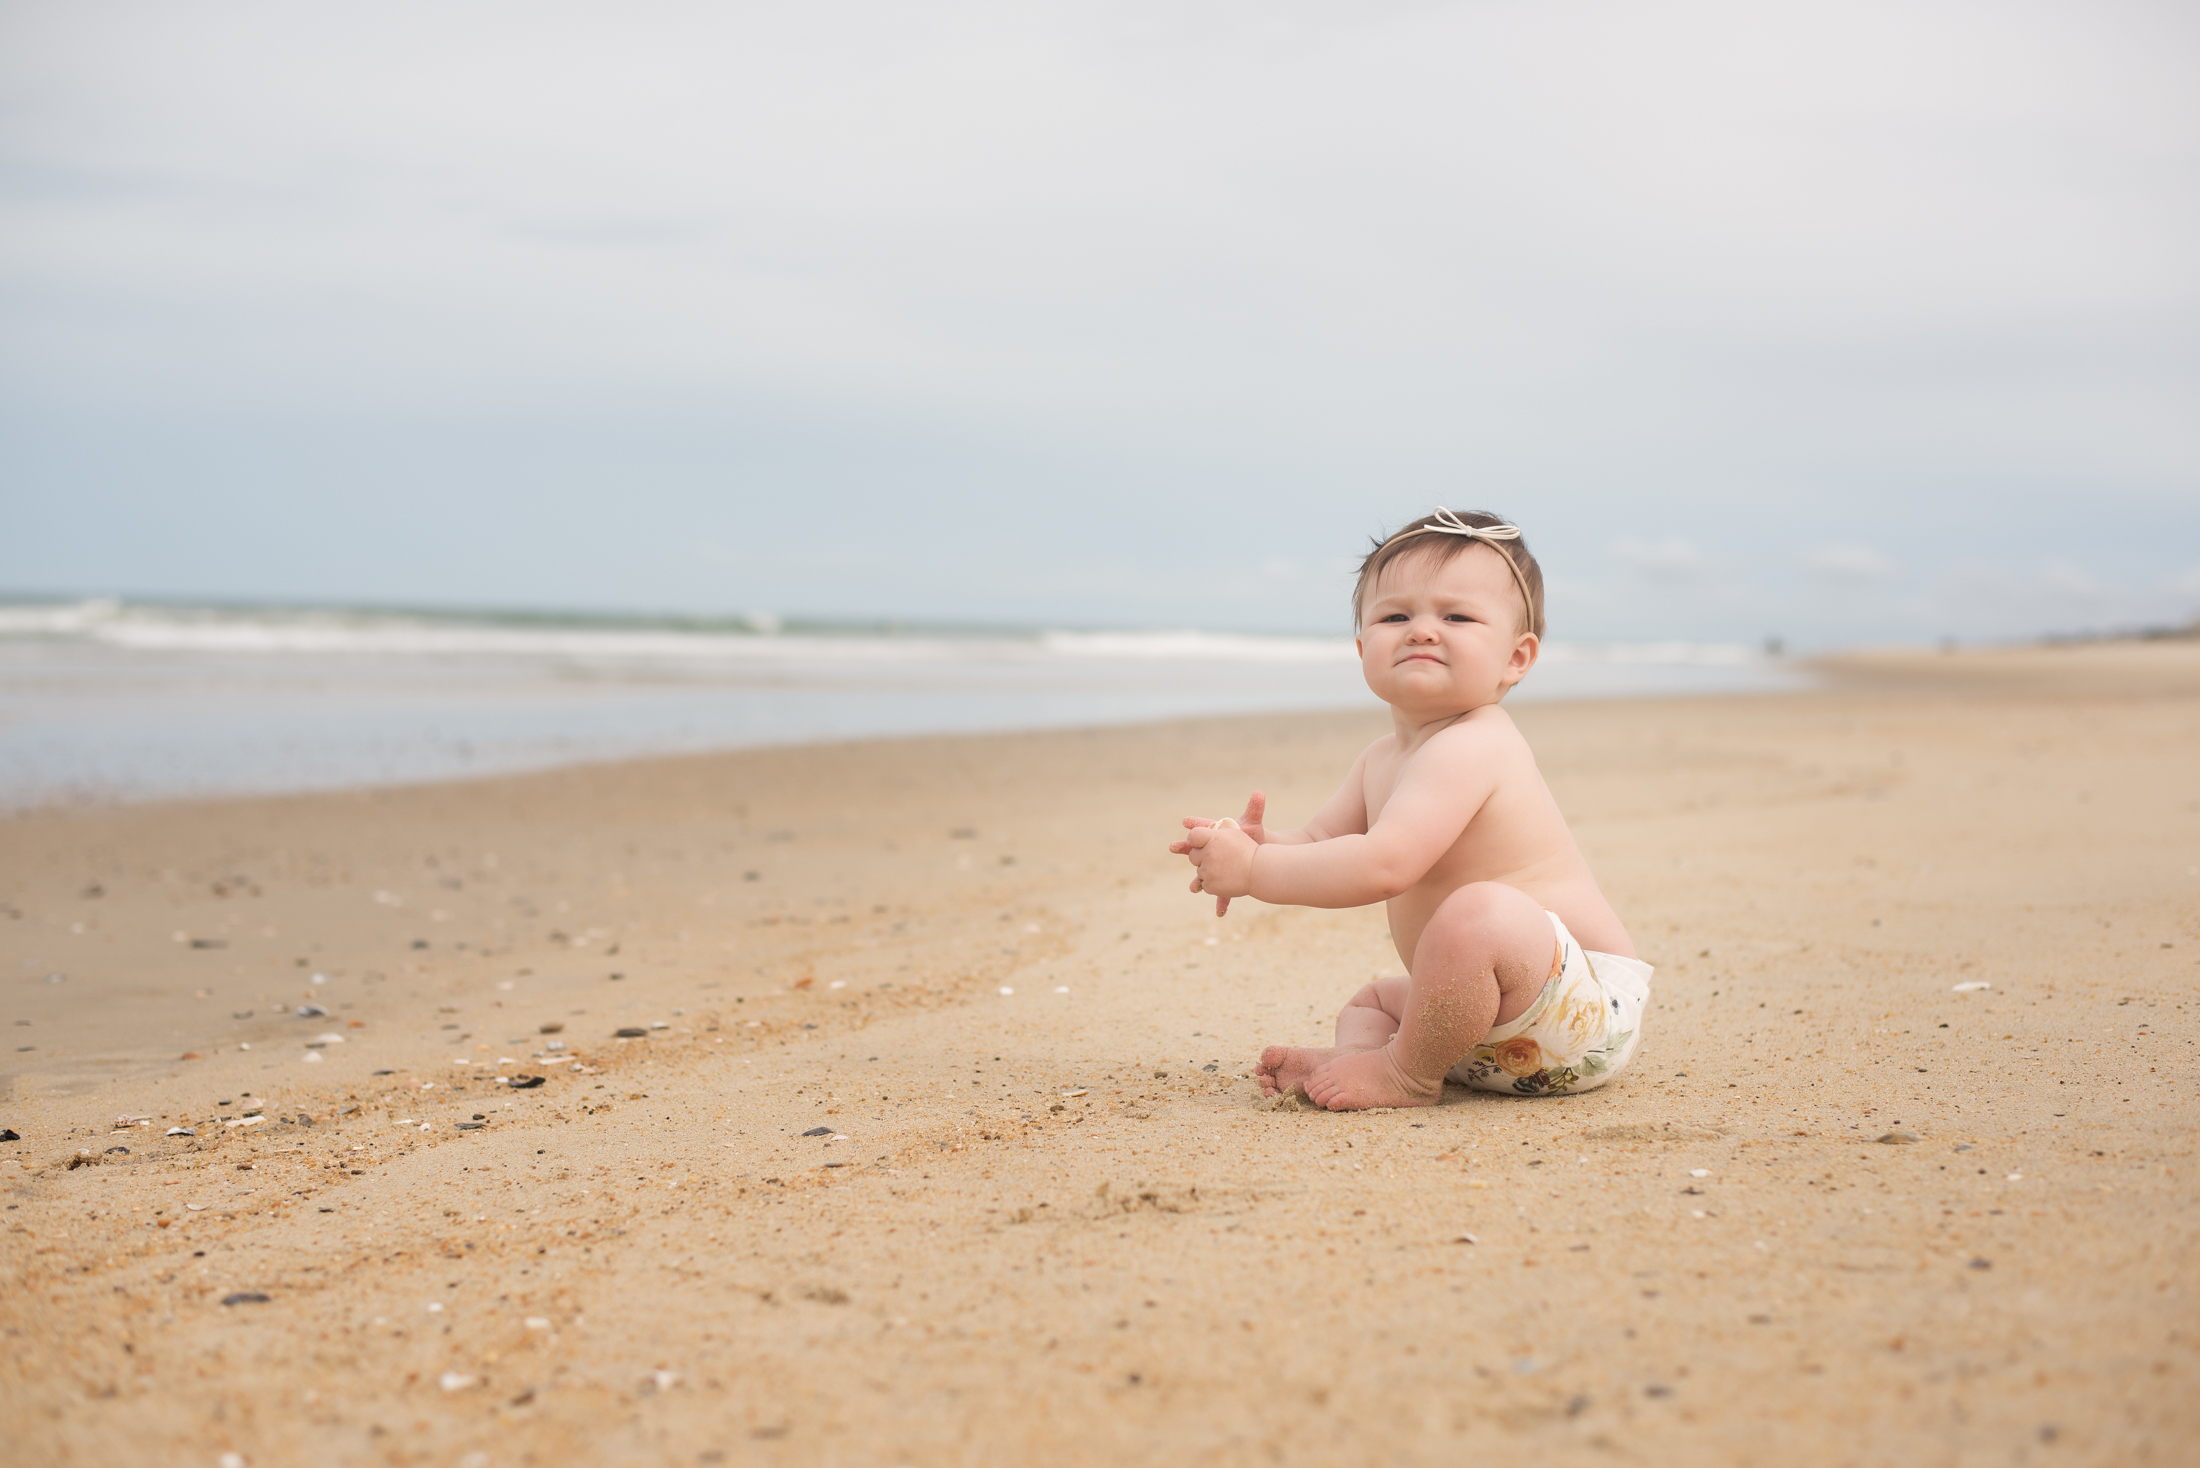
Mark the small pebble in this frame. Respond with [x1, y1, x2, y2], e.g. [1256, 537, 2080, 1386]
[1951, 981, 1992, 993]
[538, 1022, 564, 1034]
[456, 1122, 485, 1131]
[294, 1004, 329, 1018]
[802, 1126, 834, 1137]
[104, 1146, 128, 1155]
[614, 1027, 647, 1039]
[509, 1075, 546, 1089]
[0, 1129, 19, 1142]
[439, 1371, 475, 1392]
[1452, 1233, 1479, 1245]
[1689, 1168, 1710, 1177]
[221, 1292, 270, 1306]
[1875, 1132, 1918, 1145]
[1969, 1257, 1993, 1270]
[165, 1127, 195, 1137]
[302, 1052, 323, 1063]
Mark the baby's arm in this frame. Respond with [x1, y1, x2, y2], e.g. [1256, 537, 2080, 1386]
[1189, 728, 1498, 909]
[1172, 751, 1372, 854]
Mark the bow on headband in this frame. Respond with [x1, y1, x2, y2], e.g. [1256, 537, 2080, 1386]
[1382, 506, 1536, 630]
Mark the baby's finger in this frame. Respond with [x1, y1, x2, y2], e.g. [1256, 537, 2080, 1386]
[1189, 874, 1204, 894]
[1214, 895, 1231, 918]
[1181, 816, 1213, 830]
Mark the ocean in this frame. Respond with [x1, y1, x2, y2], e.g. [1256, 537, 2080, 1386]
[0, 599, 1810, 807]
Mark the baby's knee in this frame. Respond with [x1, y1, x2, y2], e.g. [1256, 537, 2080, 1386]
[1433, 880, 1542, 931]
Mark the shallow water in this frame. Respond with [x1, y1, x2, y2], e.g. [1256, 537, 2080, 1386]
[0, 601, 1810, 806]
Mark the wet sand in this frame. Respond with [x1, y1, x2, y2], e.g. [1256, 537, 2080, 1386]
[3, 641, 2197, 1466]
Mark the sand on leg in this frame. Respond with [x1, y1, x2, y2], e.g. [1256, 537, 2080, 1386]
[1255, 977, 1409, 1096]
[1303, 883, 1556, 1110]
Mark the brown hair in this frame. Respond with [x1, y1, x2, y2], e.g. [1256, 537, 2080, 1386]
[1352, 510, 1546, 639]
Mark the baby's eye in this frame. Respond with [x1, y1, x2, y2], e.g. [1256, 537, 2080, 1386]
[1445, 613, 1473, 623]
[1381, 613, 1409, 623]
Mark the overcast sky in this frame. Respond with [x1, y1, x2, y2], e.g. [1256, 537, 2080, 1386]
[2, 1, 2195, 644]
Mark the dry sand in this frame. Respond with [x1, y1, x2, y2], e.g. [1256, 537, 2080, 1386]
[3, 641, 2196, 1466]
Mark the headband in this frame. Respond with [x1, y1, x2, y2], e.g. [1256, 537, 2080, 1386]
[1380, 506, 1537, 631]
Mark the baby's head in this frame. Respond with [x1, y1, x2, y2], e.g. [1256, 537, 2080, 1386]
[1352, 508, 1546, 640]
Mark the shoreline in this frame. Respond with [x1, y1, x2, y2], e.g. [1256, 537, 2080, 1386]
[0, 643, 1808, 814]
[3, 641, 2196, 1463]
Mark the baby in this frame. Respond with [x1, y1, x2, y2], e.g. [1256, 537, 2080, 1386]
[1171, 508, 1651, 1111]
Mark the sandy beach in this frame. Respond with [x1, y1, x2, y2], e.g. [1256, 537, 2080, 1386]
[3, 640, 2196, 1466]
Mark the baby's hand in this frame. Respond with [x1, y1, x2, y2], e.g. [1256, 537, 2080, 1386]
[1169, 791, 1268, 852]
[1180, 817, 1257, 917]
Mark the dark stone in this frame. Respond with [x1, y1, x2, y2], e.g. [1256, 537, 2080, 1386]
[294, 1004, 329, 1018]
[456, 1122, 486, 1130]
[614, 1027, 648, 1038]
[0, 1130, 18, 1143]
[801, 1126, 834, 1137]
[221, 1292, 271, 1306]
[509, 1075, 546, 1089]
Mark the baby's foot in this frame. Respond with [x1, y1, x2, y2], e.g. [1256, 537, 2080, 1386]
[1304, 1044, 1443, 1111]
[1256, 1044, 1351, 1098]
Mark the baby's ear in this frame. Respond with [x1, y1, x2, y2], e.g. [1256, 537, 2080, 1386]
[1504, 632, 1541, 683]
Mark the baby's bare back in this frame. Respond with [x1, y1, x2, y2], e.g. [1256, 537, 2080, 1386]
[1362, 715, 1634, 966]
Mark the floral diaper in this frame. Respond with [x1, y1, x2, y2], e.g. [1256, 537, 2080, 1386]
[1447, 910, 1651, 1095]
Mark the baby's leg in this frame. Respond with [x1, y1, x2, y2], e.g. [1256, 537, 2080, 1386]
[1255, 977, 1410, 1097]
[1304, 883, 1556, 1111]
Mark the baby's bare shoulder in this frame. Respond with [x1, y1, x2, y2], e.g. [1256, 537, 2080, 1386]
[1422, 706, 1531, 762]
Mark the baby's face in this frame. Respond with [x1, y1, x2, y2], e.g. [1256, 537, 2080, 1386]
[1355, 544, 1538, 715]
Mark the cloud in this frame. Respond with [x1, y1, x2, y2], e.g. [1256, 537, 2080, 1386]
[1609, 537, 1718, 583]
[1798, 544, 1903, 584]
[0, 2, 2194, 644]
